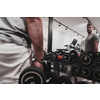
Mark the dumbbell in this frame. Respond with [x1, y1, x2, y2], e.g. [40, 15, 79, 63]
[56, 76, 72, 84]
[19, 60, 48, 84]
[58, 63, 63, 71]
[46, 71, 58, 84]
[63, 53, 72, 62]
[63, 64, 68, 72]
[93, 70, 100, 81]
[70, 50, 78, 59]
[72, 66, 80, 75]
[19, 66, 46, 84]
[49, 52, 57, 61]
[80, 52, 93, 66]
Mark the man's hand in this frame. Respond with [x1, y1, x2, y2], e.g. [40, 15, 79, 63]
[33, 61, 43, 70]
[94, 41, 99, 52]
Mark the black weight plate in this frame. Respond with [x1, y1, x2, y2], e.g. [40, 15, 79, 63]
[93, 71, 100, 80]
[81, 68, 90, 77]
[19, 66, 46, 84]
[70, 50, 78, 58]
[50, 52, 57, 61]
[56, 76, 72, 84]
[80, 54, 93, 66]
[63, 64, 68, 72]
[58, 63, 63, 71]
[46, 72, 58, 84]
[72, 66, 79, 74]
[75, 81, 88, 84]
[63, 53, 71, 62]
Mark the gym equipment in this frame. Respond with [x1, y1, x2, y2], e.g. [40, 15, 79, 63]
[63, 64, 68, 72]
[46, 71, 58, 84]
[56, 76, 72, 84]
[72, 66, 80, 75]
[80, 53, 93, 66]
[93, 70, 100, 81]
[70, 50, 78, 58]
[43, 51, 47, 60]
[81, 68, 91, 77]
[58, 63, 63, 71]
[50, 52, 57, 61]
[75, 81, 88, 84]
[63, 53, 71, 62]
[19, 66, 46, 84]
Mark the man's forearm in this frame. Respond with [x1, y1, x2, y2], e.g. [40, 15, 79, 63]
[26, 17, 43, 59]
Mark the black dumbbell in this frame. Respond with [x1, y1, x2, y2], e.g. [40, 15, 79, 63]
[58, 63, 63, 71]
[63, 64, 68, 72]
[72, 66, 80, 75]
[70, 50, 78, 59]
[80, 53, 93, 66]
[19, 66, 46, 84]
[50, 52, 57, 61]
[46, 71, 58, 84]
[56, 76, 72, 84]
[63, 53, 72, 62]
[93, 70, 100, 81]
[19, 60, 48, 84]
[81, 68, 91, 77]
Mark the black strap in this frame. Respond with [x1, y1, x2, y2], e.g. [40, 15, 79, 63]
[33, 59, 43, 64]
[13, 32, 31, 47]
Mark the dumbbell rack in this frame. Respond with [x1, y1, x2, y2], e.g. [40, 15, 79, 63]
[45, 59, 78, 83]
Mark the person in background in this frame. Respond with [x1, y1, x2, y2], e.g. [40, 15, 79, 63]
[85, 23, 99, 84]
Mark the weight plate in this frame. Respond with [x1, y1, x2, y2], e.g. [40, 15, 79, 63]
[63, 64, 68, 72]
[81, 68, 90, 77]
[50, 52, 57, 61]
[70, 50, 78, 58]
[19, 66, 46, 84]
[75, 81, 88, 84]
[72, 66, 79, 74]
[56, 76, 72, 84]
[80, 54, 92, 66]
[63, 53, 71, 62]
[93, 71, 100, 80]
[58, 63, 63, 71]
[46, 72, 58, 84]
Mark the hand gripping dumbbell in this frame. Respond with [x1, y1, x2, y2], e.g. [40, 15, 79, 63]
[19, 60, 48, 84]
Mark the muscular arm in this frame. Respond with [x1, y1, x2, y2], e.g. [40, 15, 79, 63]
[25, 17, 43, 70]
[94, 41, 99, 52]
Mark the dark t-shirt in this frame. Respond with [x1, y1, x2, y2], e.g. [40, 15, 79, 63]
[85, 33, 99, 52]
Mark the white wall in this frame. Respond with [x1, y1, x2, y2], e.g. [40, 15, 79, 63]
[42, 18, 85, 52]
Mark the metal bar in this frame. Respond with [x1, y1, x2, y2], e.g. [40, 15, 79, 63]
[47, 17, 53, 71]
